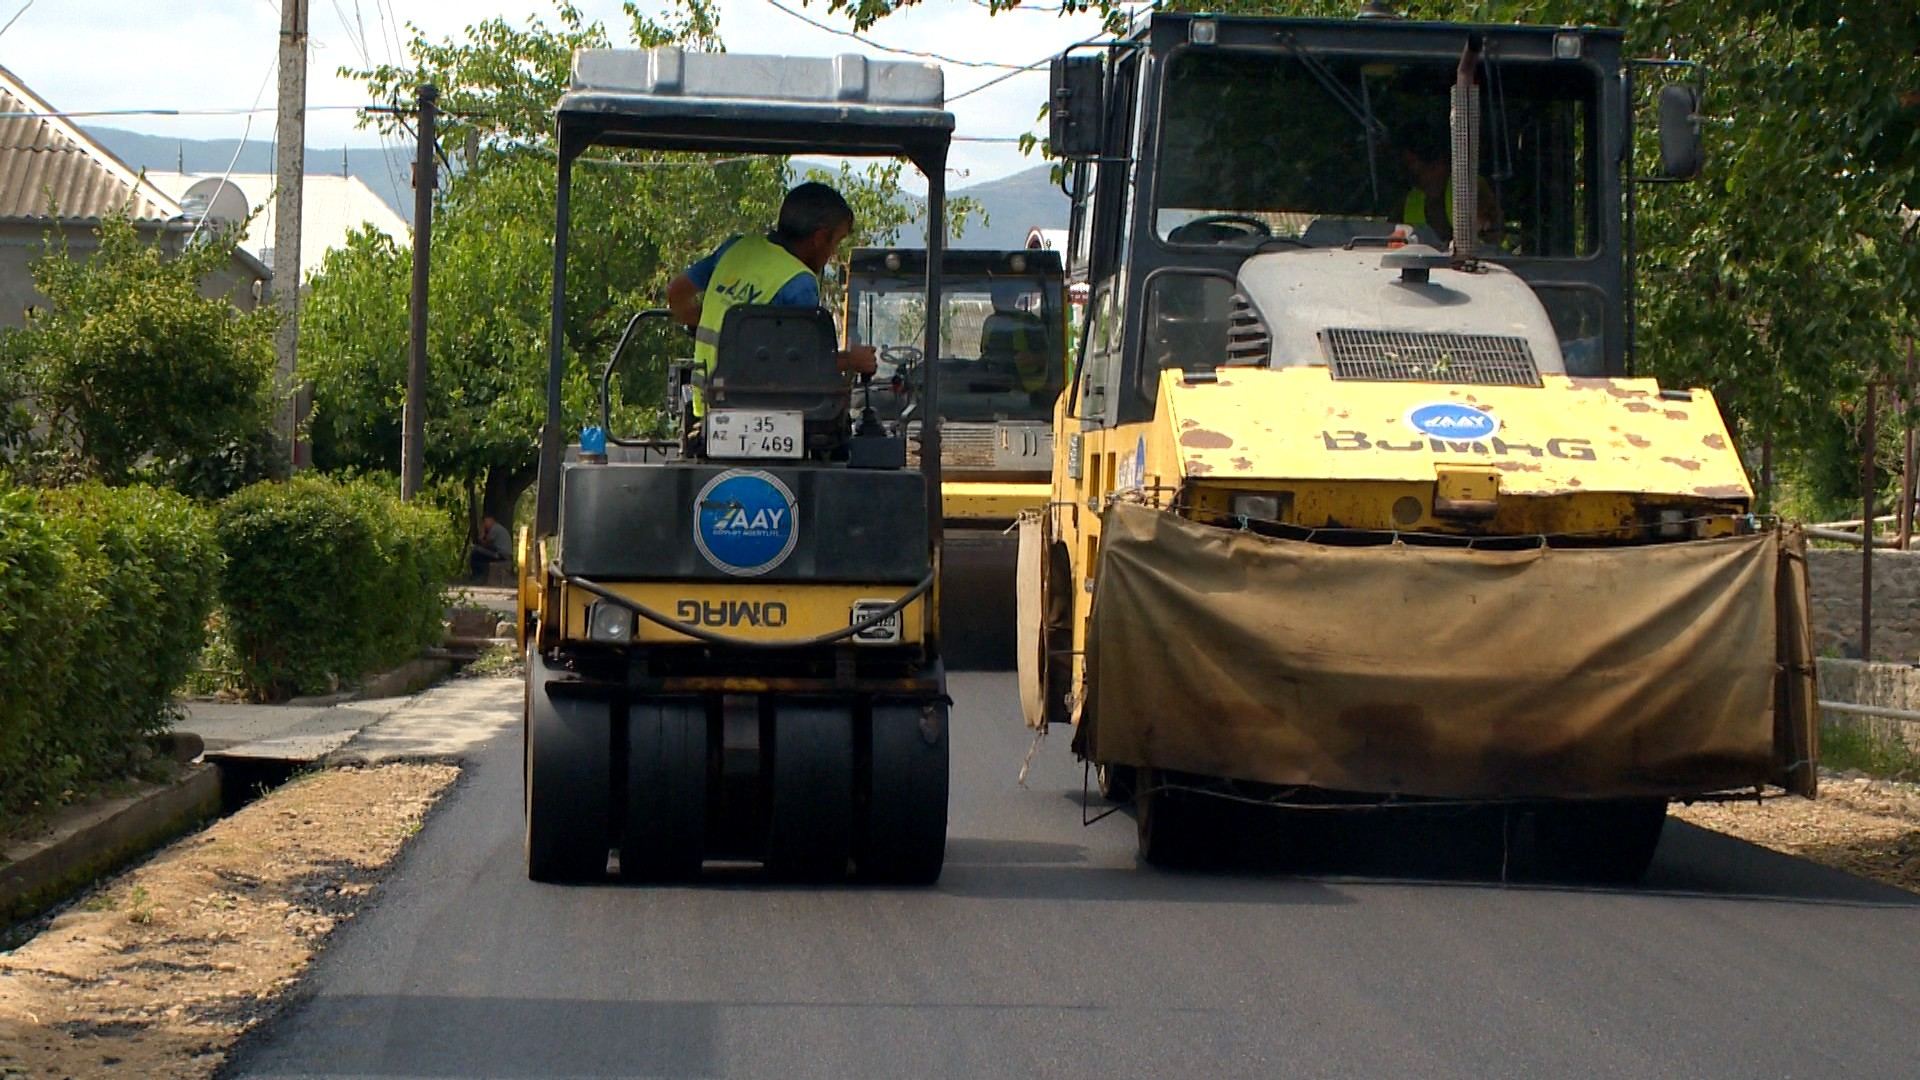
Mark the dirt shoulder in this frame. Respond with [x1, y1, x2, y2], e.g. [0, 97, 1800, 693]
[0, 764, 458, 1079]
[1673, 775, 1920, 894]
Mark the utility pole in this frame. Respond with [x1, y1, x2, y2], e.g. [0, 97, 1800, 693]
[272, 0, 308, 471]
[401, 84, 438, 501]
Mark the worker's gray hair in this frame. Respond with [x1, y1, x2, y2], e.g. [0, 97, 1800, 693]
[774, 182, 854, 243]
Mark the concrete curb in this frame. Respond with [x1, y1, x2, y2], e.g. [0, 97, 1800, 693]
[0, 765, 222, 923]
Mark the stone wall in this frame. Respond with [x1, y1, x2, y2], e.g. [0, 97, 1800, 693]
[1814, 659, 1920, 756]
[1805, 548, 1920, 662]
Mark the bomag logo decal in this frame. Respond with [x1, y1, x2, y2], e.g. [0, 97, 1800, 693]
[1321, 430, 1596, 460]
[674, 599, 790, 628]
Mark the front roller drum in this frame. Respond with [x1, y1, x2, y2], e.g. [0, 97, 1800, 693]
[859, 700, 949, 884]
[525, 648, 611, 882]
[766, 703, 856, 880]
[621, 699, 710, 881]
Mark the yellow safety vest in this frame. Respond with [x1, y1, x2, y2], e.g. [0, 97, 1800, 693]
[1401, 182, 1454, 229]
[692, 235, 812, 416]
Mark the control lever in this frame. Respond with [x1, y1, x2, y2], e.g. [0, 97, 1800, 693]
[855, 372, 883, 437]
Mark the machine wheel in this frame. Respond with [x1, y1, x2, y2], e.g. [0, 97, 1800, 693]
[859, 700, 949, 884]
[1531, 799, 1668, 884]
[524, 650, 611, 882]
[766, 703, 856, 880]
[1095, 764, 1135, 803]
[1134, 769, 1213, 869]
[620, 699, 709, 881]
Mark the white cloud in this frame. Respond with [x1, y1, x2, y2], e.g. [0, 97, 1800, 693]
[0, 0, 1103, 183]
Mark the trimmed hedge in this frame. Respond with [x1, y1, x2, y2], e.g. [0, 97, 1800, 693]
[0, 483, 219, 821]
[217, 476, 458, 700]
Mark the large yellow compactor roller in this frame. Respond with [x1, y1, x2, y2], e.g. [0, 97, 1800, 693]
[1019, 12, 1818, 881]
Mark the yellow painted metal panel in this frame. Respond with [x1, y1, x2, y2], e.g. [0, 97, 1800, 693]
[561, 581, 926, 644]
[942, 481, 1051, 522]
[1158, 368, 1752, 501]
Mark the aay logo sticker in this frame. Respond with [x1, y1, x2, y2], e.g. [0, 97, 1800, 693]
[1405, 402, 1499, 442]
[693, 469, 798, 577]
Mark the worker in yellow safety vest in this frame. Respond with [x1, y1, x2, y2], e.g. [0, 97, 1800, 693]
[978, 281, 1053, 401]
[667, 182, 879, 416]
[1397, 133, 1502, 246]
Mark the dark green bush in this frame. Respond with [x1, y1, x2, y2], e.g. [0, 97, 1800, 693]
[217, 476, 456, 700]
[0, 483, 218, 822]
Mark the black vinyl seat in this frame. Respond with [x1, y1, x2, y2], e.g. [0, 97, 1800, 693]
[705, 305, 848, 454]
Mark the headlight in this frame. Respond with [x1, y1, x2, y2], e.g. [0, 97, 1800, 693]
[587, 601, 633, 644]
[1231, 493, 1282, 522]
[850, 599, 903, 644]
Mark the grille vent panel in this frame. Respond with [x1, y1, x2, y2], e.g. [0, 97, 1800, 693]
[1225, 294, 1271, 366]
[1320, 328, 1541, 387]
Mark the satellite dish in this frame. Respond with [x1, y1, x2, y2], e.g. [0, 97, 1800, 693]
[182, 177, 250, 227]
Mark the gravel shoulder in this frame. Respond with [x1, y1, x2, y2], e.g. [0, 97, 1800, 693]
[1674, 775, 1920, 894]
[0, 764, 458, 1079]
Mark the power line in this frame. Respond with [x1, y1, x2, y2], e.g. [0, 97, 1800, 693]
[187, 55, 279, 249]
[0, 0, 35, 39]
[759, 0, 1028, 71]
[0, 105, 370, 119]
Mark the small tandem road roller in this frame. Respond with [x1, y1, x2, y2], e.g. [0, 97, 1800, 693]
[516, 48, 956, 883]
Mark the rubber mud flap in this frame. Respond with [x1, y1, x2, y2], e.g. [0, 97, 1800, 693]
[525, 652, 611, 883]
[767, 703, 855, 880]
[621, 699, 709, 881]
[859, 700, 949, 884]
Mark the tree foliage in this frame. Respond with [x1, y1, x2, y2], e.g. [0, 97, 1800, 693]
[815, 0, 1920, 511]
[306, 0, 974, 526]
[1, 217, 278, 497]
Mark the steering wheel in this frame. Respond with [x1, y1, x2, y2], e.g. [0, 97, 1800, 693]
[1171, 213, 1273, 243]
[880, 344, 924, 368]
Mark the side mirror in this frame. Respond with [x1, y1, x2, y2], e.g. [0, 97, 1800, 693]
[1048, 56, 1105, 160]
[1658, 84, 1704, 180]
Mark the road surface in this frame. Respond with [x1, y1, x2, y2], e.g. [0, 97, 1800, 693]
[231, 673, 1920, 1079]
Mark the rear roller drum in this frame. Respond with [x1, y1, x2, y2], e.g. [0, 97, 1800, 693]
[766, 703, 856, 880]
[858, 700, 949, 884]
[524, 648, 612, 882]
[620, 699, 710, 881]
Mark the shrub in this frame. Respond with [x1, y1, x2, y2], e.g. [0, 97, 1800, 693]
[0, 484, 218, 823]
[217, 476, 457, 700]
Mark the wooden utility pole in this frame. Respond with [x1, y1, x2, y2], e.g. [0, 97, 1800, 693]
[401, 84, 438, 501]
[1862, 381, 1877, 660]
[272, 0, 308, 469]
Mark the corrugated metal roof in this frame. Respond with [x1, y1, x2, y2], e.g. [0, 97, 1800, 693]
[0, 64, 178, 222]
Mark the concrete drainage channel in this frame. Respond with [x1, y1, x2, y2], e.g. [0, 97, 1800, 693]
[0, 656, 461, 930]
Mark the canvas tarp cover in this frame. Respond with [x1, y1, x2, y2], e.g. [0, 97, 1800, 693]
[1077, 503, 1816, 800]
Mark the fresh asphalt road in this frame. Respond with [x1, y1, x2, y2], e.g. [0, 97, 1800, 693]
[230, 673, 1920, 1080]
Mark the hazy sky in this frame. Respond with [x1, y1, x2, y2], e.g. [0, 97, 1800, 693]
[0, 0, 1109, 185]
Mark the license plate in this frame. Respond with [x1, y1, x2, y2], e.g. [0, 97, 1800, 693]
[707, 410, 802, 459]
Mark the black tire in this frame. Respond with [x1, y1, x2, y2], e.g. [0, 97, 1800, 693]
[766, 703, 856, 880]
[859, 700, 949, 884]
[1135, 770, 1214, 869]
[1095, 763, 1136, 803]
[524, 650, 611, 883]
[620, 699, 709, 882]
[1531, 799, 1667, 885]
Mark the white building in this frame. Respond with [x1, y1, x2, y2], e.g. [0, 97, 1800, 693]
[143, 171, 409, 283]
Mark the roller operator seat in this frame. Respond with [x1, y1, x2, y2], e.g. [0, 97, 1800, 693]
[704, 304, 850, 456]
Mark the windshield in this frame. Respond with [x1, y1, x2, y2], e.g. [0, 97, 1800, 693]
[1155, 48, 1596, 257]
[848, 274, 1067, 424]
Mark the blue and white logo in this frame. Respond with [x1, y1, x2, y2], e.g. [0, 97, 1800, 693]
[1405, 402, 1499, 442]
[693, 469, 798, 577]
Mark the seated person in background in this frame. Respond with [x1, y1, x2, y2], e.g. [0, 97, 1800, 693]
[665, 181, 878, 420]
[978, 282, 1052, 404]
[469, 514, 512, 582]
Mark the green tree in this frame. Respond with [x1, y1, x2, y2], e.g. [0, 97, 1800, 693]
[1, 216, 278, 496]
[305, 0, 972, 528]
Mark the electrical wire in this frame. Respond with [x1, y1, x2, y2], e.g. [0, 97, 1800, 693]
[759, 0, 1028, 71]
[185, 55, 279, 249]
[0, 0, 35, 40]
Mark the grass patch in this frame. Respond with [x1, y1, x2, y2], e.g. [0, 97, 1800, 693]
[465, 640, 523, 679]
[1821, 721, 1920, 781]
